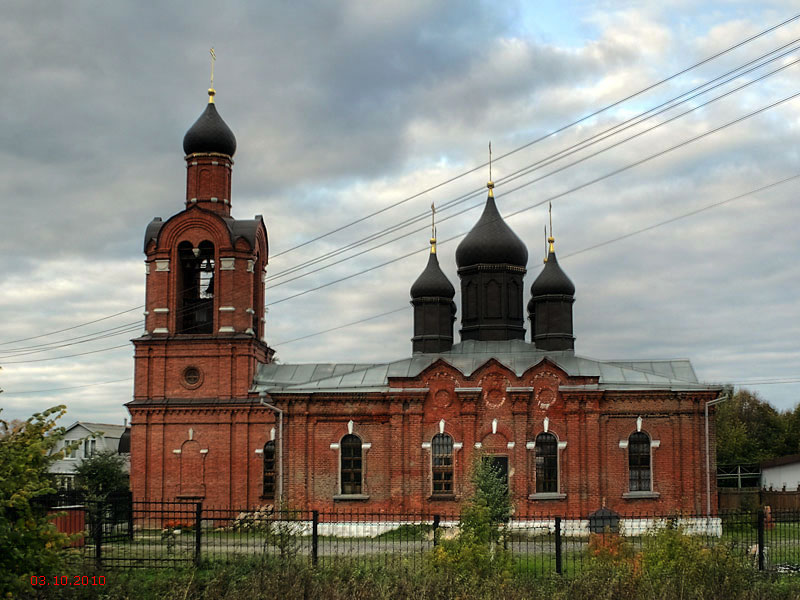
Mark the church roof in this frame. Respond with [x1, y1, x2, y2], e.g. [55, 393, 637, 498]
[455, 194, 528, 268]
[252, 339, 717, 394]
[183, 101, 237, 157]
[143, 213, 263, 251]
[410, 251, 455, 299]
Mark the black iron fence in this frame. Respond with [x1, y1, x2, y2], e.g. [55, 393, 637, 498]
[44, 495, 800, 575]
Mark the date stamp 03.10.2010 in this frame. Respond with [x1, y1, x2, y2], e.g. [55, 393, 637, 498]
[30, 575, 106, 588]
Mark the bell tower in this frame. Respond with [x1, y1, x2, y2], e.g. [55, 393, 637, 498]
[133, 83, 274, 404]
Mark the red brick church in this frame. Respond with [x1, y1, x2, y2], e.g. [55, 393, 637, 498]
[127, 87, 722, 516]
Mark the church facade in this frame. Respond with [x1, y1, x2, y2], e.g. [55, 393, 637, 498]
[127, 89, 722, 516]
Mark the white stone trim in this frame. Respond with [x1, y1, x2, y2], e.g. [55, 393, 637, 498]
[270, 427, 276, 441]
[173, 449, 181, 454]
[246, 308, 255, 314]
[362, 443, 372, 450]
[651, 440, 661, 448]
[211, 161, 219, 166]
[421, 442, 431, 449]
[153, 328, 169, 334]
[526, 441, 536, 450]
[558, 441, 567, 450]
[211, 197, 218, 203]
[190, 198, 197, 203]
[220, 258, 236, 271]
[439, 419, 445, 434]
[219, 306, 236, 312]
[155, 260, 170, 272]
[200, 449, 208, 454]
[153, 307, 169, 314]
[145, 263, 150, 275]
[348, 420, 354, 435]
[619, 440, 629, 449]
[245, 328, 255, 335]
[247, 260, 255, 273]
[330, 443, 340, 450]
[218, 326, 235, 333]
[255, 448, 263, 455]
[453, 442, 463, 450]
[143, 311, 150, 316]
[507, 442, 516, 449]
[474, 442, 482, 449]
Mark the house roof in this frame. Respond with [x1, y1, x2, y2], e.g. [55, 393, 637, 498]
[761, 454, 800, 469]
[253, 339, 718, 395]
[62, 422, 127, 439]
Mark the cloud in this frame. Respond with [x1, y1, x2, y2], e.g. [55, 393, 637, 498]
[2, 1, 800, 425]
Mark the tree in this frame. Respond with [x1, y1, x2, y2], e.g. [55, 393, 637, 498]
[73, 449, 129, 500]
[715, 388, 792, 465]
[0, 406, 74, 596]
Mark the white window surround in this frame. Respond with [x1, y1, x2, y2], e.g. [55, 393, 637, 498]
[527, 431, 567, 501]
[620, 430, 661, 499]
[331, 430, 371, 501]
[421, 429, 463, 499]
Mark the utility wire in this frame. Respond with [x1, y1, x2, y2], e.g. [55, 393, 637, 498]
[268, 13, 800, 259]
[267, 40, 800, 284]
[4, 172, 795, 366]
[2, 378, 133, 395]
[265, 90, 800, 307]
[0, 306, 144, 346]
[5, 23, 800, 351]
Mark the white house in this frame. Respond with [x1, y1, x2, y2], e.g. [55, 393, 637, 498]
[49, 421, 130, 490]
[761, 454, 800, 491]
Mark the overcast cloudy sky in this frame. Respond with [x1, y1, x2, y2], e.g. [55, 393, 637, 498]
[2, 0, 799, 427]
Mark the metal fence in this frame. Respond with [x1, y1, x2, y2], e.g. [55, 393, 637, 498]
[44, 495, 800, 575]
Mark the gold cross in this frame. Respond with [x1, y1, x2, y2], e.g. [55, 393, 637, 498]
[209, 47, 216, 89]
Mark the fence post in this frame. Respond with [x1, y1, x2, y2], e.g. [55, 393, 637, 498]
[312, 510, 319, 566]
[555, 516, 562, 575]
[757, 509, 765, 571]
[93, 501, 103, 570]
[127, 492, 134, 542]
[194, 502, 202, 567]
[433, 514, 441, 547]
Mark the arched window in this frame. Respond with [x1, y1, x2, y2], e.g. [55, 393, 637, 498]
[177, 240, 215, 334]
[431, 433, 454, 496]
[628, 432, 651, 492]
[535, 432, 558, 493]
[340, 434, 363, 495]
[262, 441, 276, 499]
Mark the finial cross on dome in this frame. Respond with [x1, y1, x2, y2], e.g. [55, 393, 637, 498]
[487, 141, 494, 197]
[208, 47, 216, 103]
[430, 202, 437, 254]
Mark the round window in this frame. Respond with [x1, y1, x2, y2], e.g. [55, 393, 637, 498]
[182, 366, 203, 388]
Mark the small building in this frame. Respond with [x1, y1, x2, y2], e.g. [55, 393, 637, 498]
[49, 422, 130, 490]
[761, 455, 800, 491]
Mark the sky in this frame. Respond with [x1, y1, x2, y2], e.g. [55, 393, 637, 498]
[1, 0, 799, 426]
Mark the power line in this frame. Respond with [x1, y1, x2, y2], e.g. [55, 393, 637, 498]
[0, 344, 131, 364]
[0, 306, 144, 347]
[266, 40, 800, 285]
[2, 378, 133, 395]
[265, 90, 800, 307]
[268, 13, 800, 259]
[274, 306, 410, 345]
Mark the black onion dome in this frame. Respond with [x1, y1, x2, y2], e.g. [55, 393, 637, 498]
[531, 251, 575, 296]
[455, 195, 528, 268]
[411, 252, 455, 299]
[183, 102, 237, 156]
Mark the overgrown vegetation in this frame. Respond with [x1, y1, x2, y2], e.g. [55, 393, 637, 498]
[73, 450, 129, 501]
[0, 405, 75, 597]
[716, 388, 800, 465]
